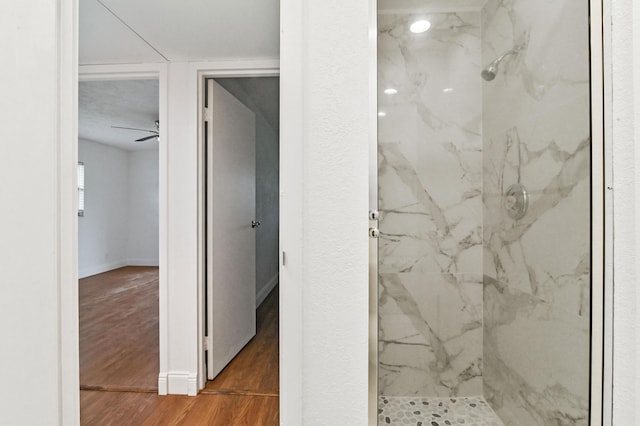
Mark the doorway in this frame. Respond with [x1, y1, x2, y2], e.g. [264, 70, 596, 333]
[201, 76, 280, 401]
[77, 78, 161, 394]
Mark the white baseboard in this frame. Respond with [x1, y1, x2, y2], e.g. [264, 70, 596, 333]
[79, 259, 159, 279]
[78, 260, 127, 279]
[158, 372, 168, 395]
[256, 273, 279, 307]
[127, 258, 160, 266]
[159, 371, 198, 396]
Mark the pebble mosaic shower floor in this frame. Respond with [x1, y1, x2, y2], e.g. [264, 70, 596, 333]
[378, 396, 503, 426]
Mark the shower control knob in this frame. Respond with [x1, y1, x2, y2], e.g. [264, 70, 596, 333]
[504, 184, 529, 220]
[369, 227, 380, 238]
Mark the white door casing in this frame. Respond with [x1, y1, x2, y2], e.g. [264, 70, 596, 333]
[205, 78, 257, 380]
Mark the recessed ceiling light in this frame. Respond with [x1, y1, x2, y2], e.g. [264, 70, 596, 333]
[410, 20, 431, 34]
[378, 111, 387, 117]
[384, 88, 398, 95]
[443, 88, 454, 93]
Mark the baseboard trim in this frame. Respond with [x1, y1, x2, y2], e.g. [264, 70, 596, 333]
[79, 260, 160, 279]
[159, 372, 198, 396]
[256, 273, 279, 307]
[127, 258, 160, 266]
[79, 261, 127, 279]
[158, 373, 168, 395]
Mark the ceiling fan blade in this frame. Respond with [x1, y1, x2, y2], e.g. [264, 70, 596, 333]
[135, 134, 159, 142]
[112, 125, 158, 134]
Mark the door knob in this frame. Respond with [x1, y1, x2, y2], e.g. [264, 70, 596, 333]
[251, 220, 261, 228]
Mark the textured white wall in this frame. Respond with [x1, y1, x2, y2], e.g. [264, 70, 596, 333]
[78, 139, 129, 277]
[127, 149, 160, 265]
[280, 0, 372, 422]
[610, 0, 639, 422]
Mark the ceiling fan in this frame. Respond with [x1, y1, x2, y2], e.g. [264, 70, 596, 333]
[111, 120, 160, 142]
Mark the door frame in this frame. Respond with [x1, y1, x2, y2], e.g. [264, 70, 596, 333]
[193, 62, 279, 392]
[78, 62, 169, 393]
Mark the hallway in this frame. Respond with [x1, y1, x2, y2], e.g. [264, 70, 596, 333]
[79, 267, 279, 425]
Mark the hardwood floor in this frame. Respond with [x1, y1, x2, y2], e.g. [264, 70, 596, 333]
[80, 392, 278, 426]
[80, 266, 159, 392]
[202, 284, 279, 397]
[80, 266, 279, 425]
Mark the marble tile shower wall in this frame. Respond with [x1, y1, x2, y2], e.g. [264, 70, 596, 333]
[377, 12, 483, 397]
[481, 0, 591, 424]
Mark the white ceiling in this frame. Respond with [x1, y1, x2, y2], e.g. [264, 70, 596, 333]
[78, 1, 280, 151]
[79, 79, 160, 151]
[79, 0, 280, 65]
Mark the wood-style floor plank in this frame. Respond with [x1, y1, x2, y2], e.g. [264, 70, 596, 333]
[202, 285, 279, 396]
[81, 392, 278, 426]
[79, 266, 159, 391]
[80, 268, 279, 425]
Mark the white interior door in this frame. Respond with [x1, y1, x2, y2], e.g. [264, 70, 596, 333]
[206, 79, 256, 380]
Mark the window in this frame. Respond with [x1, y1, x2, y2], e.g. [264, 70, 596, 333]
[78, 162, 85, 217]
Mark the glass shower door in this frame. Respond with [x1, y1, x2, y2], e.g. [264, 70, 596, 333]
[375, 0, 594, 424]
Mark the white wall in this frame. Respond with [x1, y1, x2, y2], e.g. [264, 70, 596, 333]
[0, 0, 78, 424]
[161, 62, 200, 395]
[0, 1, 637, 425]
[127, 150, 160, 266]
[609, 0, 640, 422]
[78, 139, 129, 277]
[78, 140, 159, 278]
[280, 0, 371, 423]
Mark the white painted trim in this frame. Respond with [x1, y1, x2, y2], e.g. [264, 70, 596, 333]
[368, 0, 378, 424]
[279, 0, 304, 422]
[78, 260, 160, 279]
[59, 0, 80, 424]
[601, 0, 614, 423]
[191, 61, 282, 399]
[78, 261, 127, 279]
[78, 63, 169, 398]
[158, 373, 168, 395]
[189, 59, 279, 77]
[165, 371, 198, 396]
[256, 273, 279, 308]
[126, 259, 160, 267]
[78, 63, 168, 80]
[589, 0, 606, 423]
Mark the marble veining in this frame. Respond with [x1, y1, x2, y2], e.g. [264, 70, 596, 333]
[377, 0, 592, 422]
[481, 0, 591, 423]
[379, 272, 483, 396]
[378, 10, 483, 398]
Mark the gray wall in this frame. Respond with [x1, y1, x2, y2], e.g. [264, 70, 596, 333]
[254, 113, 280, 301]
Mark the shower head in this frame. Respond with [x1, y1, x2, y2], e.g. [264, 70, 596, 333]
[481, 64, 498, 81]
[481, 46, 522, 81]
